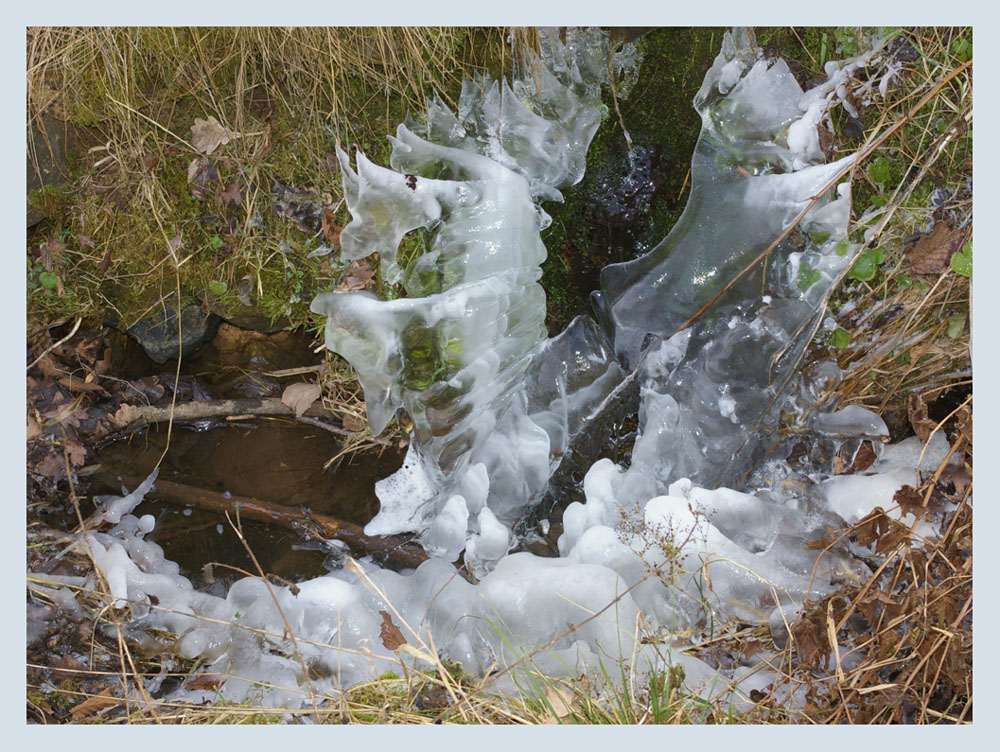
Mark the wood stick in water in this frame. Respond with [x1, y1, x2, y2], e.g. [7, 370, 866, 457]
[121, 475, 428, 571]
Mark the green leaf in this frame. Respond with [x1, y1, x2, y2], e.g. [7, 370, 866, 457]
[946, 315, 966, 339]
[208, 235, 225, 251]
[834, 240, 850, 257]
[869, 247, 885, 264]
[951, 37, 972, 63]
[896, 273, 913, 289]
[950, 243, 972, 277]
[796, 261, 821, 292]
[849, 252, 877, 282]
[38, 271, 59, 289]
[208, 280, 228, 296]
[867, 157, 891, 185]
[809, 231, 831, 246]
[829, 327, 852, 349]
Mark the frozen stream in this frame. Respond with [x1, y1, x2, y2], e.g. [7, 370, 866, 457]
[68, 28, 957, 710]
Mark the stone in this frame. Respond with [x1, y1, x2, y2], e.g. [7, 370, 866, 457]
[125, 297, 221, 364]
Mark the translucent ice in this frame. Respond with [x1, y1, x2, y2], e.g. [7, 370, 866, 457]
[312, 29, 621, 561]
[591, 28, 885, 491]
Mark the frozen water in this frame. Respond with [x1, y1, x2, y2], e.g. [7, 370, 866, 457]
[312, 28, 621, 560]
[76, 29, 936, 708]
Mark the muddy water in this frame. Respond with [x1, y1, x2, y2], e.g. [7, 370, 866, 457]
[90, 325, 406, 588]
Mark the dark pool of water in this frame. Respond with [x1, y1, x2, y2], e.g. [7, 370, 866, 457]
[92, 420, 406, 588]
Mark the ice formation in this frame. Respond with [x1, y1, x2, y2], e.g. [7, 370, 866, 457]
[311, 27, 625, 572]
[60, 29, 950, 710]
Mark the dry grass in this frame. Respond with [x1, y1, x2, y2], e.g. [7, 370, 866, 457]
[820, 27, 972, 418]
[26, 27, 511, 331]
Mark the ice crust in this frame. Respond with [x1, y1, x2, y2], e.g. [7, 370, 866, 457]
[75, 29, 939, 708]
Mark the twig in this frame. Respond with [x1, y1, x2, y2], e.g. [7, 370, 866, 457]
[27, 317, 82, 371]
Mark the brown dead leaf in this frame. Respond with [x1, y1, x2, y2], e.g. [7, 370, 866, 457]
[540, 685, 578, 724]
[791, 611, 829, 668]
[341, 412, 367, 432]
[237, 274, 254, 306]
[51, 653, 86, 678]
[57, 374, 106, 395]
[893, 484, 928, 520]
[281, 382, 321, 417]
[64, 439, 87, 467]
[70, 688, 120, 720]
[322, 209, 342, 247]
[39, 236, 67, 272]
[853, 508, 891, 548]
[939, 464, 971, 497]
[338, 259, 375, 291]
[907, 392, 936, 443]
[42, 400, 87, 429]
[95, 346, 113, 375]
[96, 249, 113, 275]
[817, 124, 837, 157]
[216, 181, 242, 208]
[110, 403, 142, 428]
[35, 353, 61, 379]
[379, 609, 406, 651]
[906, 221, 966, 275]
[77, 234, 95, 248]
[805, 528, 837, 551]
[191, 116, 243, 156]
[35, 453, 67, 480]
[956, 403, 972, 447]
[141, 152, 159, 171]
[27, 414, 42, 442]
[186, 674, 226, 691]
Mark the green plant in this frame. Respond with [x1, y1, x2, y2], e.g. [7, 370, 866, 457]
[951, 242, 972, 277]
[848, 247, 884, 282]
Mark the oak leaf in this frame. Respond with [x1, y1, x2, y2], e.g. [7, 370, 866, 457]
[110, 403, 142, 428]
[191, 116, 243, 155]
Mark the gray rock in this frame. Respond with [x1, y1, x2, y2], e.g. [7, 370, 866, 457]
[126, 298, 221, 364]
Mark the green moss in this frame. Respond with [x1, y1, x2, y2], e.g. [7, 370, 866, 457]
[540, 28, 723, 334]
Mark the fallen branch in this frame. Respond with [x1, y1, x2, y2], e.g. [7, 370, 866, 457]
[135, 397, 329, 423]
[121, 475, 428, 570]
